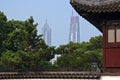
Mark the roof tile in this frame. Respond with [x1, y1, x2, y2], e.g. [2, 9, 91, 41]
[71, 0, 120, 13]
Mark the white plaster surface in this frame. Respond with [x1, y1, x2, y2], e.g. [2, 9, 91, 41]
[101, 76, 120, 80]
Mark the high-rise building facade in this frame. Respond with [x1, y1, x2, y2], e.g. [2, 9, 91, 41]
[69, 12, 80, 42]
[41, 20, 51, 46]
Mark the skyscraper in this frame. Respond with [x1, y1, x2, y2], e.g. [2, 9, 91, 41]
[41, 20, 51, 46]
[69, 12, 80, 42]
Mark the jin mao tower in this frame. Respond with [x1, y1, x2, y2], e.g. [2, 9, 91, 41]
[41, 20, 51, 46]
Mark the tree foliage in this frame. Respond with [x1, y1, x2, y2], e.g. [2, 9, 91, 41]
[0, 12, 55, 71]
[54, 35, 102, 70]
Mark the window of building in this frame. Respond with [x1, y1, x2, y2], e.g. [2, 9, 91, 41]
[108, 29, 115, 43]
[116, 29, 120, 42]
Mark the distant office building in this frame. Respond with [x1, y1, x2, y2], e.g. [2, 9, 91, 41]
[41, 20, 51, 46]
[69, 12, 80, 42]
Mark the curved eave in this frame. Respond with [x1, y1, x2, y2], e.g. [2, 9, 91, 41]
[70, 0, 120, 33]
[70, 0, 120, 13]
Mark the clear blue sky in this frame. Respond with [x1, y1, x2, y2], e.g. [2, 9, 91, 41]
[0, 0, 101, 47]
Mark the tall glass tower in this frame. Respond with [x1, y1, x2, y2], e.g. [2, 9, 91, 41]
[41, 20, 51, 46]
[69, 12, 80, 42]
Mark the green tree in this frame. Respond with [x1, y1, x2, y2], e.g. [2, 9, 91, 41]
[0, 12, 8, 53]
[1, 50, 21, 71]
[88, 35, 102, 50]
[0, 12, 55, 71]
[54, 35, 102, 70]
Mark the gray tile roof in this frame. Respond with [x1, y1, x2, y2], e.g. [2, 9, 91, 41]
[70, 0, 120, 13]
